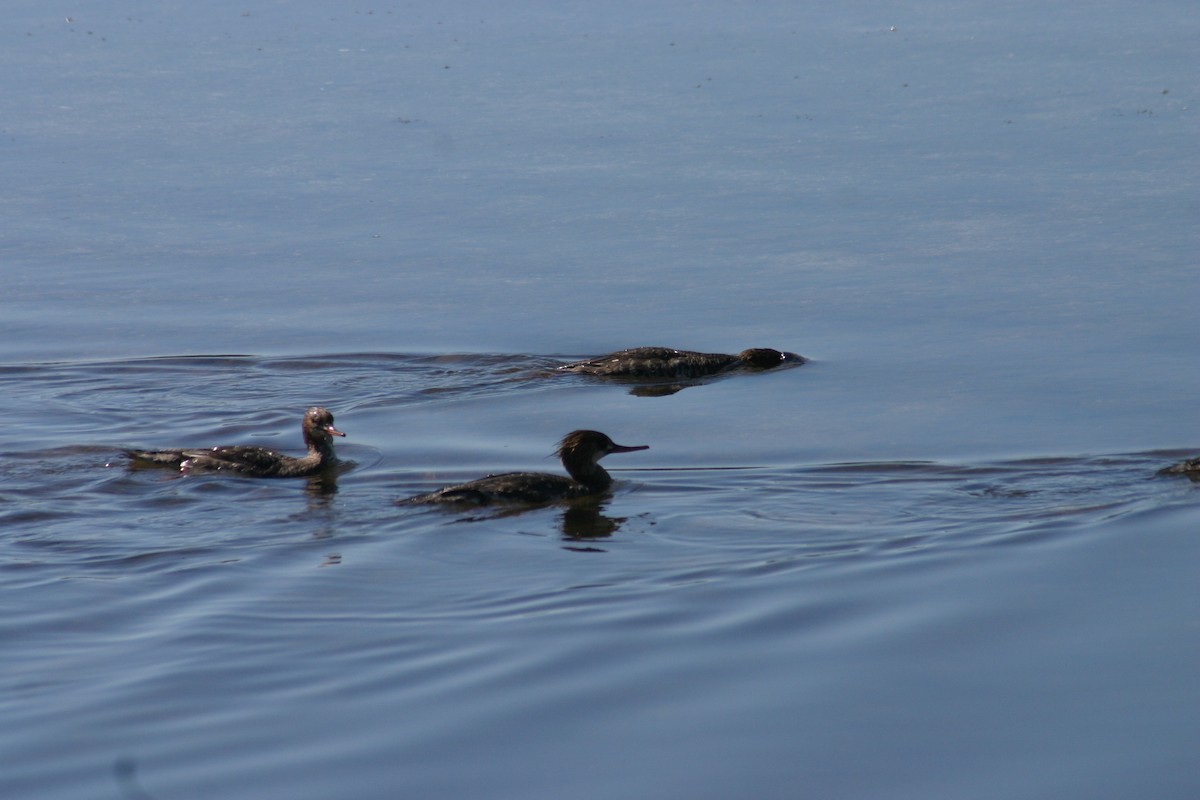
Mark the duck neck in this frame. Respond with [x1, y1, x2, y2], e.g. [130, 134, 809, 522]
[305, 434, 337, 467]
[563, 458, 613, 490]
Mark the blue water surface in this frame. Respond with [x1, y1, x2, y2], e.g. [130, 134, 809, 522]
[2, 1, 1198, 798]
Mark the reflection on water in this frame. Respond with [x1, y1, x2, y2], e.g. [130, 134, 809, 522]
[2, 353, 1198, 800]
[303, 473, 341, 499]
[559, 501, 627, 540]
[2, 352, 1193, 572]
[4, 0, 1196, 794]
[402, 495, 629, 540]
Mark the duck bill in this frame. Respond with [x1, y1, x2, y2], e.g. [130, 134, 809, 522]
[326, 426, 347, 437]
[609, 443, 649, 453]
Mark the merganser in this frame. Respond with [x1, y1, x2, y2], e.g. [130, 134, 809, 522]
[1158, 457, 1200, 477]
[558, 347, 805, 379]
[125, 407, 345, 478]
[399, 429, 648, 506]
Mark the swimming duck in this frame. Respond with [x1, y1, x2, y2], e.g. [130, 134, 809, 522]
[1157, 457, 1200, 477]
[558, 347, 805, 380]
[399, 429, 648, 506]
[125, 406, 345, 478]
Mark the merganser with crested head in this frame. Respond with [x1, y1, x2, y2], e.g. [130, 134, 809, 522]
[399, 429, 648, 506]
[558, 346, 805, 380]
[125, 406, 345, 478]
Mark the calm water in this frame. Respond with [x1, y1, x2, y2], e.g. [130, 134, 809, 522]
[3, 2, 1199, 799]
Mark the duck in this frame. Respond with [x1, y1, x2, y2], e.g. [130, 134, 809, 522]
[557, 346, 805, 380]
[1157, 457, 1200, 477]
[124, 406, 345, 478]
[399, 429, 648, 506]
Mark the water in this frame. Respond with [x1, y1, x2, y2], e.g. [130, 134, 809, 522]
[3, 2, 1199, 799]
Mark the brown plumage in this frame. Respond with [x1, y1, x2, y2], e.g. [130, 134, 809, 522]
[124, 407, 345, 478]
[399, 430, 648, 506]
[558, 346, 805, 380]
[1157, 457, 1200, 477]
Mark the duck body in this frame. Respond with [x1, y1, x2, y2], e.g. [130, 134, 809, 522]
[1157, 457, 1200, 476]
[125, 407, 345, 478]
[558, 346, 804, 380]
[406, 471, 589, 506]
[400, 430, 648, 506]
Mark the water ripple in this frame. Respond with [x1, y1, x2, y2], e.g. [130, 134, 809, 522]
[2, 354, 1197, 587]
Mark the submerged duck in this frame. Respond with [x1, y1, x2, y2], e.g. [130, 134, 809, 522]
[1157, 457, 1200, 477]
[125, 407, 345, 478]
[399, 429, 648, 506]
[558, 346, 805, 380]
